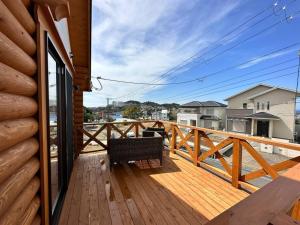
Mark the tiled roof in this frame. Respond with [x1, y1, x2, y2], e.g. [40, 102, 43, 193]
[181, 101, 227, 107]
[245, 112, 280, 120]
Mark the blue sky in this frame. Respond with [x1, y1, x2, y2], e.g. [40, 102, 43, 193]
[84, 0, 300, 107]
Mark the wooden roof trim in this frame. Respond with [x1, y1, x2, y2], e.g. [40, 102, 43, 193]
[34, 0, 70, 21]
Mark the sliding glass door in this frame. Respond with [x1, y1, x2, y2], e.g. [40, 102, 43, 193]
[46, 36, 74, 224]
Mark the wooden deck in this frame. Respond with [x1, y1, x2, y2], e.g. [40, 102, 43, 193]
[58, 151, 249, 225]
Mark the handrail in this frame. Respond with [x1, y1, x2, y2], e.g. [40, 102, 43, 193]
[160, 121, 300, 151]
[78, 120, 300, 193]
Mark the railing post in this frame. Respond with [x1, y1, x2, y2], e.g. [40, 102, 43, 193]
[193, 129, 200, 166]
[170, 124, 177, 153]
[232, 138, 242, 188]
[107, 124, 111, 144]
[135, 122, 139, 137]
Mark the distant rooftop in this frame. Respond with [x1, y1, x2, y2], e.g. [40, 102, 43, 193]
[181, 101, 227, 107]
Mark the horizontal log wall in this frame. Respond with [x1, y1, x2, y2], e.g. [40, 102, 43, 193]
[0, 1, 41, 225]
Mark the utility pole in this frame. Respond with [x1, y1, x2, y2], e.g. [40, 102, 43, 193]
[293, 50, 300, 142]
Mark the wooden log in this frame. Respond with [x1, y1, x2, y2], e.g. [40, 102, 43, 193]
[0, 62, 37, 96]
[30, 215, 41, 225]
[21, 0, 31, 8]
[18, 196, 40, 225]
[0, 118, 38, 151]
[0, 158, 39, 217]
[0, 1, 36, 56]
[0, 32, 36, 76]
[0, 92, 38, 121]
[0, 177, 40, 225]
[0, 138, 39, 184]
[2, 0, 36, 34]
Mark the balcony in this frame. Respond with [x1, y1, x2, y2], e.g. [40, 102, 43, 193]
[60, 120, 300, 224]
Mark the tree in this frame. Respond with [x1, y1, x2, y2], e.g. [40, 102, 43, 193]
[122, 105, 142, 119]
[84, 107, 94, 122]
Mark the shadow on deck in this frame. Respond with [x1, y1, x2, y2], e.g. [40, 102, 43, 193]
[58, 151, 248, 225]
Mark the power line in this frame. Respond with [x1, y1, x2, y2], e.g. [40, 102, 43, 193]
[159, 57, 298, 100]
[92, 76, 202, 85]
[160, 63, 298, 102]
[176, 71, 297, 103]
[113, 43, 299, 101]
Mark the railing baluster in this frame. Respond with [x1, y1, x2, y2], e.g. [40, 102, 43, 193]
[232, 139, 242, 188]
[170, 125, 177, 154]
[107, 124, 111, 143]
[193, 129, 200, 166]
[135, 123, 139, 137]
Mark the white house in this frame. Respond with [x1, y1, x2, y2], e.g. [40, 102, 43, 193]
[225, 84, 300, 141]
[177, 101, 227, 129]
[151, 109, 169, 120]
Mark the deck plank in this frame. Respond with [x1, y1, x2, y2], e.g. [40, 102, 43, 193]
[59, 152, 249, 225]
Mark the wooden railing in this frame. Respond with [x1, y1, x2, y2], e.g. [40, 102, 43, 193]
[80, 120, 300, 190]
[80, 120, 161, 151]
[79, 120, 300, 222]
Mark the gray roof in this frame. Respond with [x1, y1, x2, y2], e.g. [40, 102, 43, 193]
[181, 101, 227, 107]
[245, 112, 280, 120]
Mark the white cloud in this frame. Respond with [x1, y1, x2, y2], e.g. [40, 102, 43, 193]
[237, 48, 296, 69]
[85, 0, 241, 107]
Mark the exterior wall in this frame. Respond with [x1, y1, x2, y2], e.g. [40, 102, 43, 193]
[177, 113, 201, 126]
[0, 1, 40, 224]
[177, 107, 226, 129]
[254, 89, 295, 140]
[227, 85, 270, 109]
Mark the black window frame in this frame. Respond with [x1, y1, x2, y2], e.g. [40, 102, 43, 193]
[45, 34, 68, 225]
[257, 102, 260, 110]
[243, 103, 247, 109]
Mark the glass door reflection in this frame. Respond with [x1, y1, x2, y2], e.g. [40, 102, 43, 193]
[47, 52, 62, 214]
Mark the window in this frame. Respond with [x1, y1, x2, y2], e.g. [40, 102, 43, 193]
[243, 103, 247, 109]
[206, 108, 214, 115]
[257, 102, 260, 110]
[267, 101, 270, 110]
[262, 103, 265, 110]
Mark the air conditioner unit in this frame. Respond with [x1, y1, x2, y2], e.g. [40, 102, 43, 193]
[260, 143, 273, 154]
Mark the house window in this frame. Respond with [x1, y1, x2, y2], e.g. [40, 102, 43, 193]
[267, 101, 270, 110]
[257, 102, 260, 110]
[262, 103, 265, 110]
[243, 103, 247, 109]
[206, 108, 214, 115]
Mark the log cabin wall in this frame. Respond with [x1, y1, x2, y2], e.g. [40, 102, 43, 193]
[36, 4, 77, 225]
[0, 0, 41, 224]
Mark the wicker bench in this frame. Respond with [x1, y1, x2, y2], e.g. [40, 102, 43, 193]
[108, 134, 163, 168]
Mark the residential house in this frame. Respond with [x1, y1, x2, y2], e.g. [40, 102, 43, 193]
[225, 84, 299, 141]
[177, 101, 227, 129]
[151, 109, 169, 120]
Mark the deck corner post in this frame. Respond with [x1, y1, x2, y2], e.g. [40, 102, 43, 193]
[232, 138, 242, 188]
